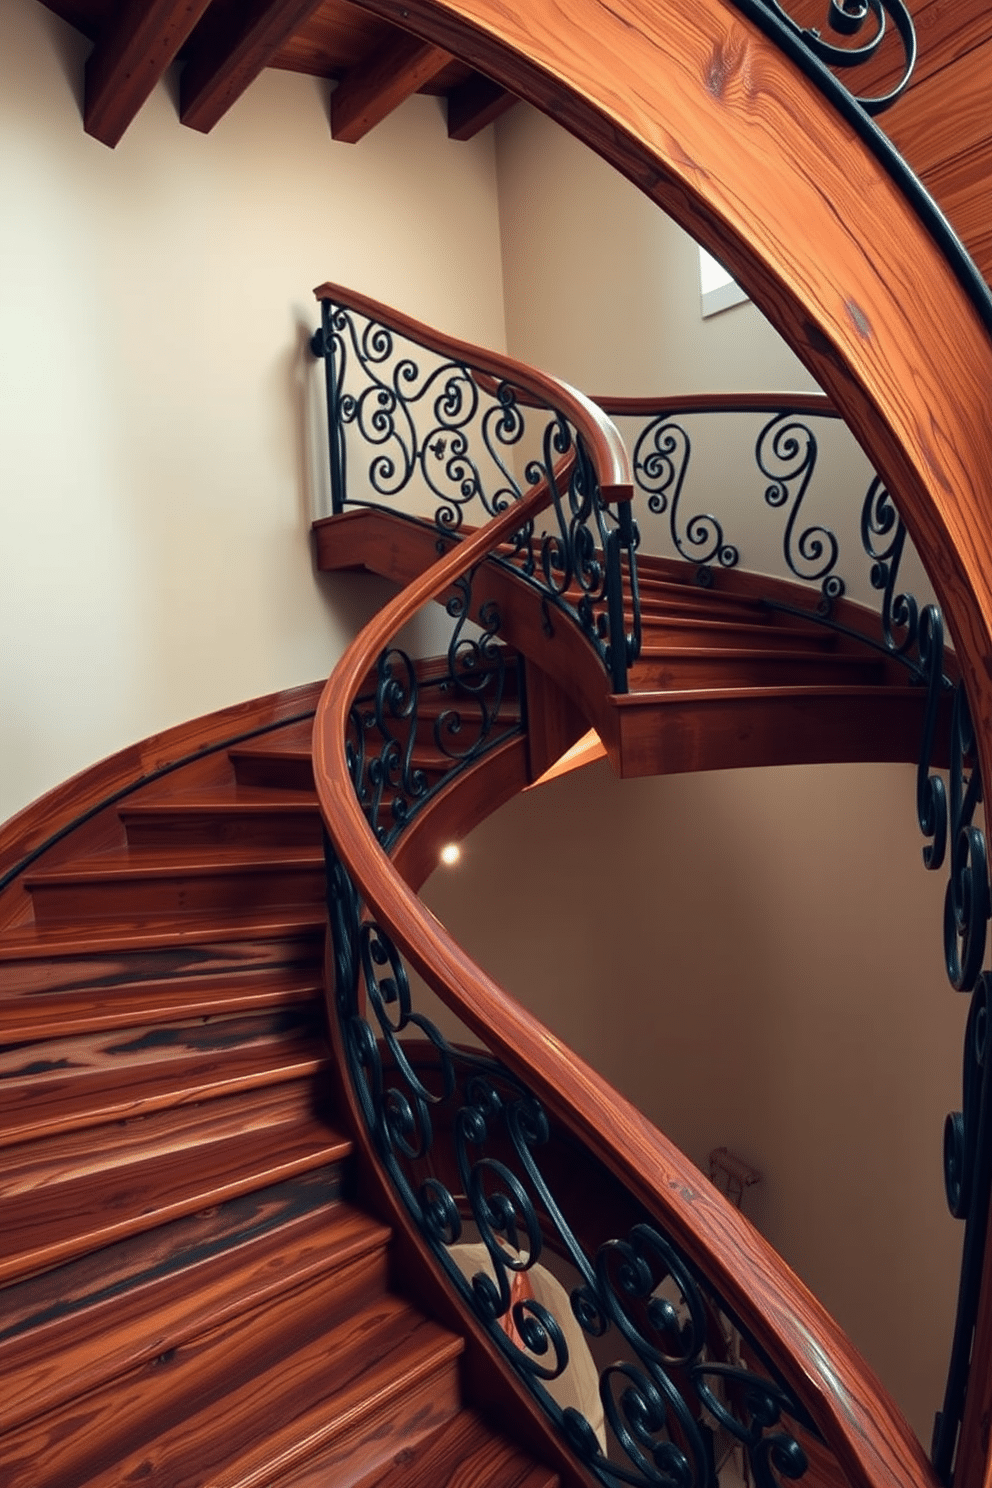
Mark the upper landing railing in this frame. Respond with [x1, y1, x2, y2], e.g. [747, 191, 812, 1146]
[311, 286, 939, 685]
[310, 283, 639, 694]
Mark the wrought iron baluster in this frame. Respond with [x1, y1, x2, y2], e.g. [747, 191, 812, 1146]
[323, 831, 824, 1488]
[313, 297, 640, 696]
[913, 603, 992, 1482]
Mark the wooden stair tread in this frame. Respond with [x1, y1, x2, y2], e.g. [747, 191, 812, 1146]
[0, 964, 324, 1042]
[0, 905, 327, 958]
[6, 1287, 463, 1488]
[0, 1092, 349, 1285]
[24, 843, 326, 885]
[0, 1178, 387, 1435]
[0, 1078, 333, 1194]
[613, 681, 926, 705]
[0, 1008, 328, 1147]
[363, 1408, 560, 1488]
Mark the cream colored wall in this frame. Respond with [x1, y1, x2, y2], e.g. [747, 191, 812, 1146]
[0, 0, 507, 821]
[403, 102, 962, 1442]
[493, 105, 933, 613]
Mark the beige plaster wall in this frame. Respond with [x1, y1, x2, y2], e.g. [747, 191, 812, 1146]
[0, 0, 507, 820]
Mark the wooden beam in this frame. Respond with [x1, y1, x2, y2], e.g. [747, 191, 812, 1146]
[331, 30, 453, 143]
[446, 72, 515, 140]
[180, 0, 326, 135]
[84, 0, 214, 148]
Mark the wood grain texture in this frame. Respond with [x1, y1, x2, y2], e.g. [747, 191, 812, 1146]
[0, 681, 322, 932]
[331, 28, 453, 140]
[180, 0, 328, 133]
[0, 1186, 382, 1434]
[83, 0, 214, 146]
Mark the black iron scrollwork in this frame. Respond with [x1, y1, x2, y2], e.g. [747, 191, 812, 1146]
[325, 807, 825, 1487]
[631, 416, 739, 585]
[861, 476, 919, 656]
[757, 414, 845, 615]
[753, 0, 916, 115]
[913, 602, 992, 1482]
[314, 297, 639, 693]
[346, 573, 521, 853]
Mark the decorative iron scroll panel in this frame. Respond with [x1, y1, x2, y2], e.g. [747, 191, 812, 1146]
[346, 570, 523, 854]
[325, 837, 828, 1488]
[312, 298, 639, 693]
[610, 402, 929, 671]
[326, 578, 830, 1487]
[914, 607, 992, 1484]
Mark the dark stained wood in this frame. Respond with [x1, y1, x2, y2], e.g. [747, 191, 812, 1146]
[521, 660, 590, 784]
[24, 843, 327, 923]
[0, 963, 323, 1053]
[614, 682, 947, 777]
[0, 1012, 326, 1149]
[180, 0, 328, 134]
[0, 1099, 349, 1286]
[83, 0, 214, 147]
[331, 28, 454, 140]
[0, 1187, 383, 1434]
[446, 71, 516, 138]
[368, 1408, 560, 1487]
[268, 0, 398, 74]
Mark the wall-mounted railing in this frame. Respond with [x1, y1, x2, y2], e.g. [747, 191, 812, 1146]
[311, 284, 639, 693]
[596, 392, 935, 678]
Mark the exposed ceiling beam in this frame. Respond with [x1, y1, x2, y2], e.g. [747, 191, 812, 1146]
[331, 30, 452, 143]
[180, 0, 326, 134]
[446, 73, 516, 140]
[84, 0, 214, 148]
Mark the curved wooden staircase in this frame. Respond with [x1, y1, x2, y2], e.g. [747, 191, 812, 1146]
[0, 685, 557, 1486]
[9, 0, 992, 1478]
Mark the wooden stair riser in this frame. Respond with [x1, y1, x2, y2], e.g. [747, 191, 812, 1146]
[0, 1096, 351, 1286]
[0, 927, 325, 989]
[0, 1007, 329, 1149]
[630, 650, 885, 690]
[24, 853, 327, 925]
[360, 1409, 560, 1488]
[121, 799, 324, 850]
[0, 966, 324, 1045]
[635, 614, 839, 651]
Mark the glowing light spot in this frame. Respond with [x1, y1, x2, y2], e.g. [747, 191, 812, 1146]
[440, 843, 461, 866]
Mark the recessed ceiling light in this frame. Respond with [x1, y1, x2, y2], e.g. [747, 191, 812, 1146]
[439, 842, 461, 866]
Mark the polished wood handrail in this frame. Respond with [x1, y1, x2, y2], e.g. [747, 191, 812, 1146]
[319, 0, 992, 1477]
[595, 391, 840, 419]
[314, 505, 935, 1488]
[313, 280, 633, 503]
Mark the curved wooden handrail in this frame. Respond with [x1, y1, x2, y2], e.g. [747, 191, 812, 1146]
[342, 0, 992, 793]
[320, 0, 992, 1480]
[595, 392, 840, 419]
[314, 508, 935, 1488]
[314, 280, 633, 503]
